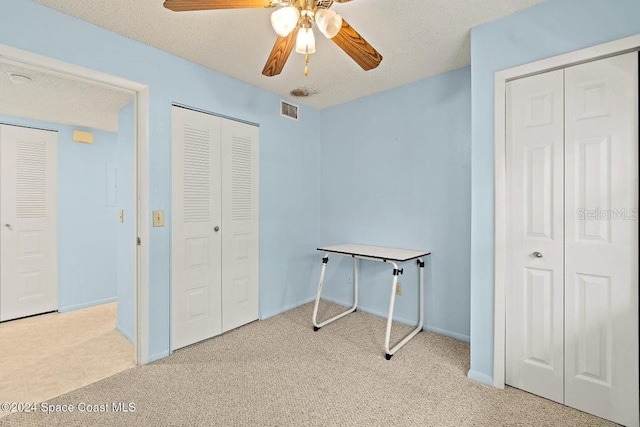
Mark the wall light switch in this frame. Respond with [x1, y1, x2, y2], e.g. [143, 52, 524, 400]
[119, 209, 124, 223]
[153, 210, 164, 227]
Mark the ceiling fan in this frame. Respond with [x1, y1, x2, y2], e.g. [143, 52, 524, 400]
[163, 0, 383, 77]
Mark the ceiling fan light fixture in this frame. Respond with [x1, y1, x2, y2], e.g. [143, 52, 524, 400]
[270, 6, 300, 37]
[295, 27, 316, 55]
[314, 9, 342, 39]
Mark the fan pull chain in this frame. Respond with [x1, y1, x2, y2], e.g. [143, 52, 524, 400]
[304, 52, 310, 76]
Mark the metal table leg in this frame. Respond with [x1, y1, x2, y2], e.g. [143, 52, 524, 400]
[384, 258, 425, 359]
[312, 255, 358, 330]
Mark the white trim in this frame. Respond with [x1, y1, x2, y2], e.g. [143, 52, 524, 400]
[0, 44, 143, 94]
[135, 87, 150, 365]
[493, 69, 507, 389]
[0, 43, 151, 365]
[493, 34, 640, 388]
[172, 103, 259, 127]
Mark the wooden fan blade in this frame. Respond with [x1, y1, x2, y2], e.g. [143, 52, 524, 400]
[262, 28, 299, 77]
[163, 0, 273, 11]
[332, 19, 382, 71]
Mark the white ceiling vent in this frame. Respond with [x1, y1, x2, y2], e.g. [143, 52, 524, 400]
[280, 100, 299, 121]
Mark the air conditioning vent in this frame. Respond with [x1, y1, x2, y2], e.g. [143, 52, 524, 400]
[280, 100, 299, 121]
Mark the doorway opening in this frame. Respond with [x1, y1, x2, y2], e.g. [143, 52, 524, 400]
[0, 44, 149, 409]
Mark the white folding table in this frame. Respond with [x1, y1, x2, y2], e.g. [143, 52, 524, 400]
[312, 244, 430, 360]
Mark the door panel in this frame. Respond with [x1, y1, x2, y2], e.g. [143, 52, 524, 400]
[221, 119, 259, 333]
[523, 267, 554, 368]
[525, 141, 554, 238]
[171, 107, 222, 350]
[506, 69, 565, 403]
[0, 125, 57, 321]
[574, 273, 611, 385]
[564, 52, 639, 427]
[575, 136, 611, 242]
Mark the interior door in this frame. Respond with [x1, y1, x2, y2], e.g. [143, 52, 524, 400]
[506, 69, 565, 403]
[220, 119, 259, 332]
[0, 124, 58, 321]
[171, 106, 222, 350]
[564, 52, 639, 427]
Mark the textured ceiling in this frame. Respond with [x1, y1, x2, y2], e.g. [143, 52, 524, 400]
[33, 0, 544, 109]
[0, 61, 133, 132]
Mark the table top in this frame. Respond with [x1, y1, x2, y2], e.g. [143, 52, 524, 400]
[317, 244, 430, 262]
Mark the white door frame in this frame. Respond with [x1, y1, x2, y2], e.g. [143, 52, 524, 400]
[0, 43, 150, 365]
[493, 34, 640, 388]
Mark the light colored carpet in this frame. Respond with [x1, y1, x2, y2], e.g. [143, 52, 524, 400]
[0, 302, 616, 426]
[0, 302, 134, 412]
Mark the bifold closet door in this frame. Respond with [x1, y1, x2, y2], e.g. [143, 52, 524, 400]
[507, 52, 639, 427]
[506, 69, 566, 404]
[171, 107, 223, 350]
[564, 52, 639, 427]
[220, 119, 259, 333]
[0, 124, 58, 321]
[172, 106, 259, 349]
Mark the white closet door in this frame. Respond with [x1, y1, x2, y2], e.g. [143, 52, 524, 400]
[506, 70, 565, 403]
[171, 107, 222, 350]
[0, 125, 58, 321]
[220, 119, 259, 332]
[564, 53, 639, 427]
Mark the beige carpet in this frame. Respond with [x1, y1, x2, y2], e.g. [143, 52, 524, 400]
[0, 302, 134, 417]
[0, 302, 616, 426]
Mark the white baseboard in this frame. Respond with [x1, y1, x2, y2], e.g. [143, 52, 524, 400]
[59, 296, 117, 313]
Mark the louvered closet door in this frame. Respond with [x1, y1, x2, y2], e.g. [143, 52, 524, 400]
[0, 125, 58, 321]
[564, 52, 639, 427]
[171, 107, 222, 350]
[221, 119, 259, 333]
[506, 70, 565, 403]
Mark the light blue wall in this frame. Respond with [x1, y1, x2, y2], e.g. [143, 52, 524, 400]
[258, 117, 323, 319]
[0, 0, 321, 361]
[318, 67, 471, 341]
[469, 0, 640, 384]
[59, 124, 119, 311]
[116, 102, 136, 343]
[0, 115, 119, 312]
